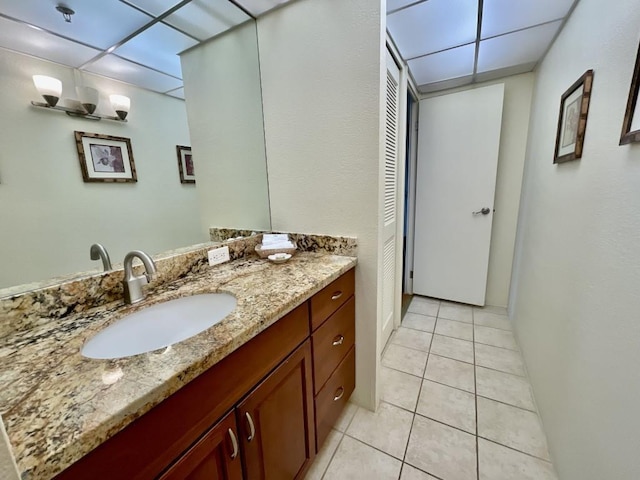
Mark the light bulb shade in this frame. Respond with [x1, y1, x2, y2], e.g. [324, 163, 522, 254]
[109, 94, 130, 120]
[33, 75, 62, 107]
[76, 86, 99, 114]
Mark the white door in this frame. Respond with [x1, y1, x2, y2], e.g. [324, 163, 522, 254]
[380, 50, 400, 347]
[413, 84, 504, 306]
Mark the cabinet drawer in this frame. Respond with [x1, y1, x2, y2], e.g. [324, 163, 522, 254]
[314, 347, 355, 451]
[310, 268, 355, 331]
[312, 297, 355, 394]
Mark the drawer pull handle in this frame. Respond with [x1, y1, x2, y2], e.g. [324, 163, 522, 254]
[332, 335, 345, 346]
[333, 386, 345, 402]
[331, 291, 343, 300]
[228, 428, 239, 459]
[245, 412, 256, 442]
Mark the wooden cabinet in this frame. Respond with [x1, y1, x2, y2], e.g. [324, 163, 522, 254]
[56, 268, 355, 480]
[238, 341, 315, 480]
[158, 411, 243, 480]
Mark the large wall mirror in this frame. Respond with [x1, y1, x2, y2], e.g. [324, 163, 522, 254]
[0, 0, 271, 293]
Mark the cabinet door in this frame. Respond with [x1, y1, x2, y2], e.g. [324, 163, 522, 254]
[237, 340, 315, 480]
[159, 410, 243, 480]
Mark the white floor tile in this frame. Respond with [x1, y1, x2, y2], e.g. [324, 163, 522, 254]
[405, 415, 477, 480]
[402, 312, 436, 333]
[392, 327, 433, 353]
[475, 343, 526, 376]
[400, 464, 439, 480]
[324, 435, 402, 480]
[476, 366, 536, 411]
[478, 438, 558, 480]
[382, 344, 429, 377]
[408, 297, 440, 317]
[305, 429, 342, 480]
[473, 310, 512, 330]
[381, 366, 422, 412]
[417, 380, 476, 434]
[333, 401, 358, 432]
[430, 334, 474, 363]
[346, 401, 414, 459]
[474, 305, 507, 315]
[474, 325, 518, 350]
[435, 318, 474, 341]
[424, 354, 475, 393]
[477, 397, 551, 460]
[438, 303, 473, 323]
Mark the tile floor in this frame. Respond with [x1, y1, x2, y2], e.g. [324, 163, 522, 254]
[306, 296, 558, 480]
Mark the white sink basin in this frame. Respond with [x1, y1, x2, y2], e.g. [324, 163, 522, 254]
[81, 293, 237, 359]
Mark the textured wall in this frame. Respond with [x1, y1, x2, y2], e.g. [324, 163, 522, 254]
[510, 0, 640, 477]
[0, 49, 201, 290]
[257, 0, 384, 409]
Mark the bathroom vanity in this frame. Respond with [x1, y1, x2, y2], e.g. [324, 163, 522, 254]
[0, 247, 356, 480]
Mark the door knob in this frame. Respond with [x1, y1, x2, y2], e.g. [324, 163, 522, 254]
[472, 208, 491, 215]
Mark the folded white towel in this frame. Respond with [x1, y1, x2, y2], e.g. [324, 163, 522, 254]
[262, 233, 290, 245]
[261, 241, 295, 250]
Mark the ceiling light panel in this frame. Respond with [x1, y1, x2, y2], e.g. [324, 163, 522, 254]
[482, 0, 574, 38]
[387, 0, 478, 60]
[166, 87, 185, 99]
[477, 21, 562, 73]
[235, 0, 294, 17]
[408, 43, 475, 85]
[85, 54, 183, 93]
[387, 0, 419, 14]
[0, 0, 152, 50]
[0, 16, 101, 68]
[123, 0, 183, 16]
[164, 0, 251, 41]
[114, 23, 198, 78]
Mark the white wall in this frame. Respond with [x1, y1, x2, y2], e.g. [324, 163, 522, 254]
[510, 0, 640, 478]
[421, 73, 534, 307]
[0, 49, 203, 290]
[257, 0, 384, 409]
[181, 22, 271, 233]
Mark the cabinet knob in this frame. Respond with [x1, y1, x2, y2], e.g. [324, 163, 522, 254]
[331, 291, 343, 301]
[245, 412, 256, 442]
[332, 334, 345, 346]
[333, 386, 345, 402]
[227, 428, 239, 459]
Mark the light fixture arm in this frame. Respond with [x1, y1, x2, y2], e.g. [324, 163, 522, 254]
[30, 101, 128, 122]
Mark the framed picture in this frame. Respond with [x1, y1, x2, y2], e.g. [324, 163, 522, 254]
[620, 41, 640, 145]
[176, 145, 195, 184]
[554, 70, 594, 164]
[74, 131, 136, 182]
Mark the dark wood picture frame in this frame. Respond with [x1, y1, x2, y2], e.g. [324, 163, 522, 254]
[74, 131, 137, 183]
[554, 69, 594, 164]
[620, 41, 640, 145]
[176, 145, 195, 184]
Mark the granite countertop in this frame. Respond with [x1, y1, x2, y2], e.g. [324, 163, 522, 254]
[0, 252, 357, 480]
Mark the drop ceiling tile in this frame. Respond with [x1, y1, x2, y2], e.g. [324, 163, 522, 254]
[387, 0, 478, 60]
[477, 21, 562, 73]
[482, 0, 574, 39]
[123, 0, 183, 16]
[85, 54, 183, 93]
[114, 22, 198, 78]
[235, 0, 293, 17]
[0, 17, 101, 68]
[408, 43, 475, 85]
[164, 0, 251, 41]
[166, 87, 185, 99]
[0, 0, 152, 49]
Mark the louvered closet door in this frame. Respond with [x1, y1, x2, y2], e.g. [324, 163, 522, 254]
[380, 50, 400, 350]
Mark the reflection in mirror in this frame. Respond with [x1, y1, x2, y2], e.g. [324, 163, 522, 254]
[0, 1, 271, 292]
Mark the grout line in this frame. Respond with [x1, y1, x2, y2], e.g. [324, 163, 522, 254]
[343, 432, 407, 463]
[475, 394, 537, 414]
[478, 436, 554, 463]
[319, 431, 345, 480]
[389, 340, 432, 355]
[402, 461, 446, 480]
[381, 363, 425, 380]
[473, 339, 520, 353]
[472, 307, 480, 480]
[413, 411, 477, 438]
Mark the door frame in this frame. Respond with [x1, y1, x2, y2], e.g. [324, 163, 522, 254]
[403, 80, 419, 296]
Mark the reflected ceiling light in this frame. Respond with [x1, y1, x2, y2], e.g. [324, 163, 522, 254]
[110, 95, 130, 121]
[56, 5, 75, 23]
[32, 75, 62, 107]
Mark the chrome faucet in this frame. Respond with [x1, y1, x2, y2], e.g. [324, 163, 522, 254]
[123, 250, 157, 304]
[90, 243, 112, 271]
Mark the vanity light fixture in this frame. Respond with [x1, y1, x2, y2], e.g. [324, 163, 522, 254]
[30, 75, 130, 122]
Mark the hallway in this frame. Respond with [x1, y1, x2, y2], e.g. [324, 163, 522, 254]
[306, 296, 558, 479]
